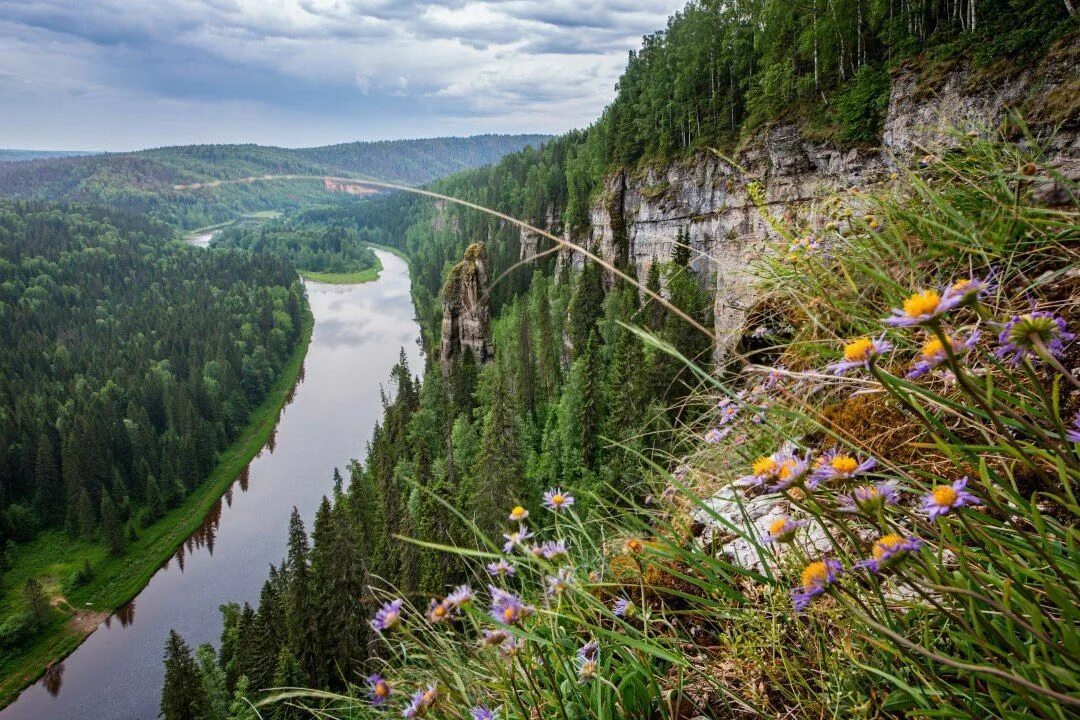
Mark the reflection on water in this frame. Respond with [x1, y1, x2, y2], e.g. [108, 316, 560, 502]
[1, 251, 422, 720]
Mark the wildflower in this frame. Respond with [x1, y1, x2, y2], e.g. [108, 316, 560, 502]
[578, 639, 599, 662]
[764, 516, 805, 544]
[809, 449, 876, 487]
[471, 708, 497, 720]
[446, 584, 473, 608]
[1067, 412, 1080, 443]
[827, 336, 893, 374]
[907, 331, 979, 379]
[885, 289, 962, 327]
[768, 454, 811, 492]
[659, 484, 677, 504]
[498, 636, 523, 660]
[404, 683, 438, 719]
[489, 587, 533, 625]
[623, 537, 645, 555]
[502, 526, 534, 553]
[482, 628, 509, 646]
[737, 452, 783, 487]
[995, 312, 1075, 365]
[545, 567, 575, 596]
[486, 559, 515, 577]
[540, 539, 569, 561]
[426, 598, 453, 624]
[542, 488, 575, 512]
[704, 427, 729, 444]
[508, 505, 529, 522]
[576, 641, 599, 682]
[526, 543, 545, 558]
[719, 402, 741, 425]
[943, 276, 992, 307]
[856, 533, 924, 573]
[791, 559, 843, 611]
[370, 598, 403, 633]
[840, 482, 898, 514]
[367, 674, 392, 706]
[923, 477, 979, 519]
[612, 598, 633, 617]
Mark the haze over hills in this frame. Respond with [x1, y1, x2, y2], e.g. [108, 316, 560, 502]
[0, 134, 548, 229]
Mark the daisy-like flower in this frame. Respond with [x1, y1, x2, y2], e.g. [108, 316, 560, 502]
[545, 567, 575, 596]
[489, 587, 533, 625]
[791, 559, 843, 611]
[471, 708, 497, 720]
[922, 477, 980, 519]
[764, 516, 805, 544]
[856, 533, 924, 573]
[840, 482, 898, 514]
[404, 683, 438, 719]
[942, 276, 992, 307]
[623, 537, 645, 555]
[612, 598, 633, 617]
[498, 636, 523, 661]
[502, 526, 534, 553]
[576, 641, 600, 682]
[370, 598, 403, 633]
[809, 449, 876, 488]
[995, 312, 1075, 365]
[704, 427, 728, 444]
[907, 331, 979, 379]
[446, 584, 473, 608]
[481, 628, 509, 646]
[578, 639, 599, 663]
[508, 505, 529, 522]
[526, 543, 545, 559]
[737, 452, 784, 487]
[768, 454, 811, 492]
[540, 539, 569, 561]
[367, 674, 392, 706]
[542, 488, 575, 512]
[1067, 412, 1080, 443]
[885, 289, 962, 327]
[426, 598, 453, 624]
[486, 559, 515, 577]
[827, 336, 893, 375]
[718, 403, 741, 425]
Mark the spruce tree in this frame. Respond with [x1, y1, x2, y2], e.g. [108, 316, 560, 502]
[161, 630, 211, 720]
[284, 508, 318, 684]
[568, 258, 605, 354]
[100, 492, 126, 556]
[24, 577, 50, 629]
[270, 648, 305, 720]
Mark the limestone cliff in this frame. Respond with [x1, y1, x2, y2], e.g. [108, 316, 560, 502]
[439, 242, 493, 371]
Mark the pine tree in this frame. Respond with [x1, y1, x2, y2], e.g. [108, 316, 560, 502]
[161, 630, 211, 720]
[24, 577, 50, 629]
[644, 259, 666, 332]
[468, 367, 526, 537]
[568, 259, 605, 354]
[270, 648, 305, 720]
[516, 303, 537, 418]
[196, 644, 230, 720]
[534, 280, 562, 400]
[32, 435, 62, 524]
[146, 473, 165, 521]
[577, 332, 605, 469]
[100, 492, 126, 556]
[284, 508, 318, 684]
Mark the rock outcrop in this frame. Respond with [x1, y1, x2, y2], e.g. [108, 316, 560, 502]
[439, 242, 493, 372]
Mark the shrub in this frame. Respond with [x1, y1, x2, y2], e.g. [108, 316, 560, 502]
[0, 612, 35, 648]
[835, 66, 891, 145]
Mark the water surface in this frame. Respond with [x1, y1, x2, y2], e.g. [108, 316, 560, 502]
[1, 251, 421, 720]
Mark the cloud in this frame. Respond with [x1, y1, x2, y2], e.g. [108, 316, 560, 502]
[0, 0, 685, 150]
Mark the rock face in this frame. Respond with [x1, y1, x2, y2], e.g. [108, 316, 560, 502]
[440, 242, 494, 371]
[542, 50, 1078, 363]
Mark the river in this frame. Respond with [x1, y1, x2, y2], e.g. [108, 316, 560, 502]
[0, 250, 422, 720]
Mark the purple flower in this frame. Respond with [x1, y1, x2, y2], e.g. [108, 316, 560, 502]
[942, 276, 993, 307]
[370, 598, 403, 633]
[763, 517, 806, 544]
[367, 674, 391, 706]
[486, 559, 516, 577]
[885, 289, 963, 327]
[482, 628, 509, 646]
[767, 454, 811, 492]
[489, 587, 533, 625]
[540, 539, 568, 561]
[498, 635, 523, 660]
[718, 403, 741, 425]
[809, 449, 876, 488]
[922, 477, 980, 519]
[404, 683, 438, 719]
[502, 525, 534, 553]
[578, 639, 599, 662]
[471, 708, 497, 720]
[1067, 412, 1080, 443]
[542, 488, 575, 512]
[545, 567, 574, 596]
[907, 330, 980, 379]
[576, 640, 600, 682]
[840, 482, 899, 514]
[426, 598, 453, 624]
[737, 452, 786, 487]
[612, 598, 632, 617]
[791, 559, 843, 611]
[827, 336, 893, 375]
[446, 584, 473, 608]
[508, 505, 529, 522]
[704, 427, 729, 444]
[855, 533, 924, 573]
[995, 312, 1075, 365]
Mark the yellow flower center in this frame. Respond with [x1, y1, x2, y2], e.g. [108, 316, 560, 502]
[932, 485, 958, 507]
[843, 337, 875, 362]
[903, 290, 941, 318]
[801, 561, 829, 589]
[503, 607, 518, 623]
[769, 518, 790, 536]
[510, 505, 526, 518]
[777, 460, 796, 480]
[872, 534, 905, 560]
[626, 538, 643, 553]
[951, 279, 973, 293]
[551, 494, 564, 506]
[830, 455, 859, 474]
[752, 456, 778, 476]
[434, 604, 447, 618]
[375, 682, 389, 697]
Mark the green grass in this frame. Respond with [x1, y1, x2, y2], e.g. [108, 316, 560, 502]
[0, 304, 314, 709]
[298, 242, 412, 284]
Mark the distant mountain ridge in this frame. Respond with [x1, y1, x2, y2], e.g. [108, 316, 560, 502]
[0, 134, 549, 229]
[0, 149, 95, 162]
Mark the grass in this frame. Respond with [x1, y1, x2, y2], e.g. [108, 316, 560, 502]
[0, 304, 315, 710]
[298, 243, 411, 284]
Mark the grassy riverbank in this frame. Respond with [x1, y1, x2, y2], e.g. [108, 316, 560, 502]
[0, 304, 314, 710]
[298, 244, 408, 284]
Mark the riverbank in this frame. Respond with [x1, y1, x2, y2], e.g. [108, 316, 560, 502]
[297, 243, 409, 284]
[0, 304, 315, 710]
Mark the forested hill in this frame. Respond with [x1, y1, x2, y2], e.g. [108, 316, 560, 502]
[0, 134, 547, 230]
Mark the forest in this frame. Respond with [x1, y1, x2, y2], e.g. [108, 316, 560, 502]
[0, 201, 307, 652]
[212, 219, 380, 277]
[156, 1, 1078, 718]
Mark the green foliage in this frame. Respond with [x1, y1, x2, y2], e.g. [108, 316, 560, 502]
[836, 66, 891, 144]
[161, 629, 211, 720]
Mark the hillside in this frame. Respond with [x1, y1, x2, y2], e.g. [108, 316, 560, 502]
[0, 135, 547, 229]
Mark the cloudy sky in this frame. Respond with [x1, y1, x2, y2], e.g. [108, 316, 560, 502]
[0, 1, 685, 151]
